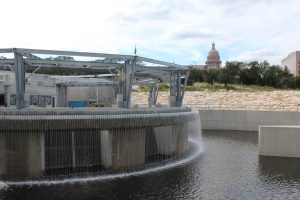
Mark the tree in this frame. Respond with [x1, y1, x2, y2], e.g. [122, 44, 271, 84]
[262, 65, 294, 88]
[279, 77, 295, 89]
[224, 61, 243, 83]
[218, 68, 231, 87]
[188, 69, 205, 85]
[240, 61, 261, 85]
[295, 76, 300, 88]
[203, 68, 220, 86]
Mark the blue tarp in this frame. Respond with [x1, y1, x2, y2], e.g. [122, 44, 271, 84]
[67, 101, 87, 107]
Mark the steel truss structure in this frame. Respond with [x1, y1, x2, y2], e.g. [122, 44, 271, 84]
[0, 48, 190, 109]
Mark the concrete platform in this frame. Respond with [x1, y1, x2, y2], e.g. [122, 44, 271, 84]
[259, 126, 300, 158]
[0, 108, 199, 180]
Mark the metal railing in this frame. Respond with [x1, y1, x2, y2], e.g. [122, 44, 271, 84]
[184, 104, 300, 112]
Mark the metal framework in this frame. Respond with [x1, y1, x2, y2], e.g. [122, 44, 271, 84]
[0, 48, 190, 109]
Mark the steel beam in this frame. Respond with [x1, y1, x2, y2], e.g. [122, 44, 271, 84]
[14, 53, 25, 109]
[180, 71, 190, 104]
[137, 56, 187, 69]
[0, 59, 15, 64]
[25, 59, 122, 68]
[148, 83, 158, 107]
[16, 48, 134, 60]
[0, 49, 13, 53]
[176, 71, 181, 103]
[124, 60, 134, 108]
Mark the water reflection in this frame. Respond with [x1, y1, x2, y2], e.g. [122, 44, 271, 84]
[258, 156, 300, 182]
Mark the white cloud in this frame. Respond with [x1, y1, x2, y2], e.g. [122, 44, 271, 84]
[230, 49, 281, 64]
[0, 0, 300, 65]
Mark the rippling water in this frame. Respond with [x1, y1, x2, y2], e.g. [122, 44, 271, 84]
[1, 130, 300, 200]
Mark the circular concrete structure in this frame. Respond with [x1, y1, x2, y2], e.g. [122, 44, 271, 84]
[0, 107, 201, 182]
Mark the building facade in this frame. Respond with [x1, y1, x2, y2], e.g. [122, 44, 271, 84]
[281, 51, 300, 76]
[0, 70, 116, 108]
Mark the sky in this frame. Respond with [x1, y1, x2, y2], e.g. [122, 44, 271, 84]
[1, 0, 300, 66]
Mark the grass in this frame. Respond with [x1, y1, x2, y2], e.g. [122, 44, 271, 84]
[137, 82, 170, 92]
[186, 82, 277, 92]
[138, 82, 280, 92]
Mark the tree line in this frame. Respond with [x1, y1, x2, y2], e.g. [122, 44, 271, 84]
[188, 61, 300, 89]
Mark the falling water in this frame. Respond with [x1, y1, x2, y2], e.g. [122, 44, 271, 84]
[0, 108, 202, 186]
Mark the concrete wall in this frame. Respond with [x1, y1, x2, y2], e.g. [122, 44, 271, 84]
[67, 86, 115, 107]
[199, 110, 300, 132]
[259, 126, 300, 158]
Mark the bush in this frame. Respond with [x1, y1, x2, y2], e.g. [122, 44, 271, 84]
[158, 82, 169, 91]
[139, 84, 149, 92]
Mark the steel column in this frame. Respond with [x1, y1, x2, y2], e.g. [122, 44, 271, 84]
[14, 52, 25, 109]
[148, 83, 158, 107]
[118, 60, 134, 108]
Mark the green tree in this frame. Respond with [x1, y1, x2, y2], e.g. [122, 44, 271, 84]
[240, 61, 261, 85]
[224, 61, 243, 83]
[203, 68, 220, 86]
[218, 68, 231, 87]
[279, 77, 295, 89]
[188, 68, 205, 85]
[262, 65, 294, 88]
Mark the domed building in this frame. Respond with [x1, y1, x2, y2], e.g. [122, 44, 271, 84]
[205, 42, 222, 68]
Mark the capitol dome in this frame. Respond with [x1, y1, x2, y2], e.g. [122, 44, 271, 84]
[205, 42, 222, 68]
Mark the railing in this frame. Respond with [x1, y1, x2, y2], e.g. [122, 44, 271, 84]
[184, 104, 300, 112]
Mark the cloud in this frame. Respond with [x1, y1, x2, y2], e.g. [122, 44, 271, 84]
[0, 0, 300, 65]
[230, 49, 281, 63]
[172, 31, 220, 40]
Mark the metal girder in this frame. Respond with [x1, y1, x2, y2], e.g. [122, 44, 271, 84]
[0, 48, 13, 53]
[26, 66, 42, 80]
[16, 48, 134, 60]
[117, 60, 135, 108]
[0, 48, 187, 71]
[148, 83, 158, 107]
[134, 78, 157, 85]
[0, 59, 14, 64]
[25, 59, 122, 69]
[134, 71, 166, 82]
[57, 82, 117, 87]
[180, 71, 190, 103]
[169, 70, 190, 107]
[136, 65, 179, 72]
[137, 56, 187, 69]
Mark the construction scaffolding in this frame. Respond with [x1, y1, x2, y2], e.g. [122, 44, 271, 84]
[0, 48, 190, 109]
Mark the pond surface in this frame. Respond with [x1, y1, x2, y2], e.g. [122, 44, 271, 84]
[1, 130, 300, 200]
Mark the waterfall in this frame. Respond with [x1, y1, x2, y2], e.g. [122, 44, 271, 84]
[0, 108, 202, 184]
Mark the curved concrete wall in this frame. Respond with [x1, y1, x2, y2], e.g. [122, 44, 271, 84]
[0, 108, 199, 181]
[199, 110, 300, 132]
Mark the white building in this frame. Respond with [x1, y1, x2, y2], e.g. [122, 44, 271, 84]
[0, 70, 116, 108]
[281, 51, 300, 76]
